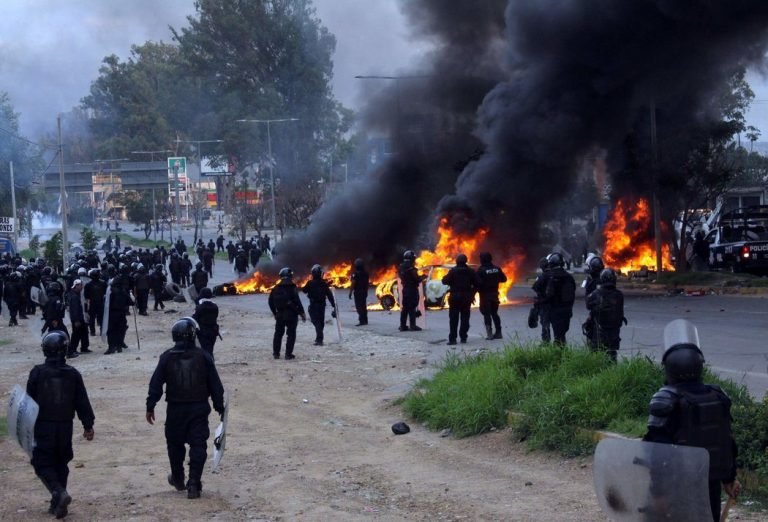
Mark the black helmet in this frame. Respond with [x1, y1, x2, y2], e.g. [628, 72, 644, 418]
[311, 264, 323, 277]
[199, 287, 213, 299]
[588, 255, 605, 274]
[196, 262, 203, 270]
[599, 268, 617, 287]
[155, 264, 164, 272]
[42, 331, 69, 358]
[546, 252, 564, 268]
[183, 253, 189, 259]
[662, 319, 705, 384]
[455, 253, 468, 266]
[354, 258, 365, 269]
[403, 250, 416, 261]
[479, 252, 492, 264]
[42, 266, 53, 276]
[171, 317, 199, 344]
[538, 257, 549, 270]
[279, 267, 293, 280]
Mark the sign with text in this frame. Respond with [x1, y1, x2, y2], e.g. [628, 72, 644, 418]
[201, 156, 234, 176]
[167, 157, 187, 178]
[0, 216, 14, 233]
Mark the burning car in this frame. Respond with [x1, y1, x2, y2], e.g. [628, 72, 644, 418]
[376, 263, 476, 310]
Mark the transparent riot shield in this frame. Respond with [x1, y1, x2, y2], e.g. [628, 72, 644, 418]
[593, 438, 712, 522]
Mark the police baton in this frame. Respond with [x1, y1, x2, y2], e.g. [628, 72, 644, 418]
[132, 304, 141, 351]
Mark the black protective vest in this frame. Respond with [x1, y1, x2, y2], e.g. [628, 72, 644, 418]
[477, 264, 504, 294]
[36, 364, 77, 422]
[164, 347, 209, 403]
[664, 384, 734, 481]
[591, 287, 624, 330]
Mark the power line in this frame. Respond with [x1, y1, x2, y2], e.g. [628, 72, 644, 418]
[0, 126, 55, 149]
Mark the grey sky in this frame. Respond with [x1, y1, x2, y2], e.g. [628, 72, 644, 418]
[1, 1, 766, 139]
[0, 0, 426, 136]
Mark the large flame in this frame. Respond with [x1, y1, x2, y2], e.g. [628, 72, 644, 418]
[603, 198, 674, 273]
[232, 217, 520, 304]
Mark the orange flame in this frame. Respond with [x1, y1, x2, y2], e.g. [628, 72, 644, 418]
[603, 198, 674, 274]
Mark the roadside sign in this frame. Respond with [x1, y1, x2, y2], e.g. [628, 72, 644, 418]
[167, 157, 187, 177]
[0, 237, 15, 254]
[0, 216, 14, 233]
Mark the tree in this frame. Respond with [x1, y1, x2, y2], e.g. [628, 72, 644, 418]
[80, 227, 99, 250]
[108, 190, 168, 238]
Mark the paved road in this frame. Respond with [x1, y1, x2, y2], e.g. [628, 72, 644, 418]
[114, 224, 768, 396]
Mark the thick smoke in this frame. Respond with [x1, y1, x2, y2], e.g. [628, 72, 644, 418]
[279, 0, 768, 276]
[274, 0, 507, 273]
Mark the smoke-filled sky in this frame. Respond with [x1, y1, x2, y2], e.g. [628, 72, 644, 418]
[0, 0, 428, 136]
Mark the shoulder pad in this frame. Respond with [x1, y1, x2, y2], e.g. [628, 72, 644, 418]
[706, 384, 732, 405]
[649, 387, 678, 417]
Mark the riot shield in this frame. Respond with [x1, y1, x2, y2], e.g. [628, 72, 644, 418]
[101, 280, 112, 342]
[29, 286, 42, 305]
[7, 384, 39, 457]
[79, 276, 91, 323]
[332, 288, 343, 343]
[593, 438, 711, 522]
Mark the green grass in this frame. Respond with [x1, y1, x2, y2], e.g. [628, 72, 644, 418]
[0, 339, 12, 347]
[401, 342, 768, 494]
[0, 416, 6, 440]
[114, 233, 170, 249]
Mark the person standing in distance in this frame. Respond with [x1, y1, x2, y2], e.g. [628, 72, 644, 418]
[66, 279, 91, 356]
[442, 253, 480, 345]
[27, 331, 95, 518]
[146, 318, 225, 499]
[302, 264, 336, 346]
[192, 287, 220, 357]
[643, 319, 740, 521]
[476, 252, 507, 340]
[585, 268, 626, 362]
[268, 267, 306, 360]
[349, 258, 369, 326]
[398, 250, 424, 332]
[531, 257, 552, 342]
[544, 252, 576, 345]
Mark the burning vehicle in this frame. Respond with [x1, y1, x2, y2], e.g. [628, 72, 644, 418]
[375, 263, 477, 311]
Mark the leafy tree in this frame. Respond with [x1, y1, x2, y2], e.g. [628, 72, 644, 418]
[80, 227, 99, 250]
[43, 231, 63, 271]
[108, 190, 168, 238]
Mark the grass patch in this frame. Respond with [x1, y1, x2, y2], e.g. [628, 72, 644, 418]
[0, 339, 12, 347]
[114, 233, 170, 249]
[0, 417, 6, 439]
[402, 342, 768, 494]
[656, 271, 768, 287]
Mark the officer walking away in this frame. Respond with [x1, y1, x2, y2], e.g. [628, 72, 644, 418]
[531, 258, 552, 342]
[42, 283, 71, 353]
[4, 270, 23, 326]
[348, 258, 369, 326]
[544, 252, 576, 345]
[644, 319, 741, 521]
[442, 254, 480, 345]
[150, 264, 167, 311]
[302, 264, 336, 346]
[476, 252, 507, 340]
[67, 280, 91, 356]
[146, 318, 225, 499]
[268, 267, 306, 359]
[84, 269, 106, 336]
[585, 268, 626, 362]
[192, 288, 220, 357]
[106, 284, 134, 354]
[398, 250, 424, 332]
[27, 331, 95, 519]
[191, 262, 209, 303]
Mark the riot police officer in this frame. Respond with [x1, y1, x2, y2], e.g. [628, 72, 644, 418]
[442, 253, 480, 345]
[4, 270, 23, 326]
[106, 284, 133, 354]
[150, 264, 167, 311]
[134, 265, 151, 315]
[268, 267, 306, 359]
[585, 268, 625, 361]
[191, 262, 209, 301]
[644, 319, 740, 521]
[27, 331, 95, 518]
[398, 250, 424, 332]
[348, 258, 369, 326]
[302, 264, 336, 346]
[544, 252, 576, 345]
[192, 288, 220, 357]
[476, 252, 507, 340]
[531, 257, 552, 342]
[67, 279, 91, 355]
[146, 318, 225, 499]
[583, 255, 605, 297]
[84, 269, 107, 336]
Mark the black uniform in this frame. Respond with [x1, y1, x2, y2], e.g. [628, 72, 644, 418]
[4, 276, 22, 326]
[191, 268, 208, 296]
[150, 269, 167, 311]
[544, 267, 576, 344]
[84, 277, 107, 336]
[249, 247, 261, 269]
[67, 289, 90, 354]
[398, 261, 422, 330]
[442, 264, 480, 343]
[107, 286, 133, 353]
[644, 382, 738, 521]
[234, 252, 249, 277]
[532, 269, 551, 342]
[42, 294, 69, 340]
[349, 267, 369, 326]
[585, 285, 624, 361]
[181, 257, 192, 287]
[302, 277, 336, 345]
[146, 343, 225, 492]
[27, 357, 94, 512]
[192, 299, 220, 357]
[268, 280, 306, 359]
[477, 262, 507, 339]
[134, 271, 151, 315]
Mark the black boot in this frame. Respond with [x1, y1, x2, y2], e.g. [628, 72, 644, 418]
[493, 327, 503, 340]
[53, 490, 71, 519]
[485, 324, 494, 341]
[168, 473, 185, 491]
[187, 480, 201, 499]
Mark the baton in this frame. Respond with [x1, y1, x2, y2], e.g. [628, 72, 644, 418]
[720, 495, 736, 522]
[132, 304, 141, 351]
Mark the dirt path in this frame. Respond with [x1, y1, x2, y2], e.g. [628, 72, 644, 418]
[0, 297, 758, 521]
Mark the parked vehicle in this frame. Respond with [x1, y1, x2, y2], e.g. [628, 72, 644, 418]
[706, 205, 768, 274]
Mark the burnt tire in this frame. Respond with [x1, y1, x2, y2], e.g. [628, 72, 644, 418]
[165, 282, 182, 297]
[380, 295, 396, 311]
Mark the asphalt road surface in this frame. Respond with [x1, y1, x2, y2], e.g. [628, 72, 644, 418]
[221, 284, 768, 398]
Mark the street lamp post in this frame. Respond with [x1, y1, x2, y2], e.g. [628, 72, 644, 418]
[236, 118, 298, 238]
[174, 139, 224, 228]
[131, 150, 172, 242]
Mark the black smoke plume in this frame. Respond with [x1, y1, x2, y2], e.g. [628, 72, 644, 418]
[275, 0, 768, 276]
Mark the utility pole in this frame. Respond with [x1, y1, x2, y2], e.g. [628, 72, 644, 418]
[9, 161, 18, 248]
[152, 187, 157, 242]
[58, 115, 68, 267]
